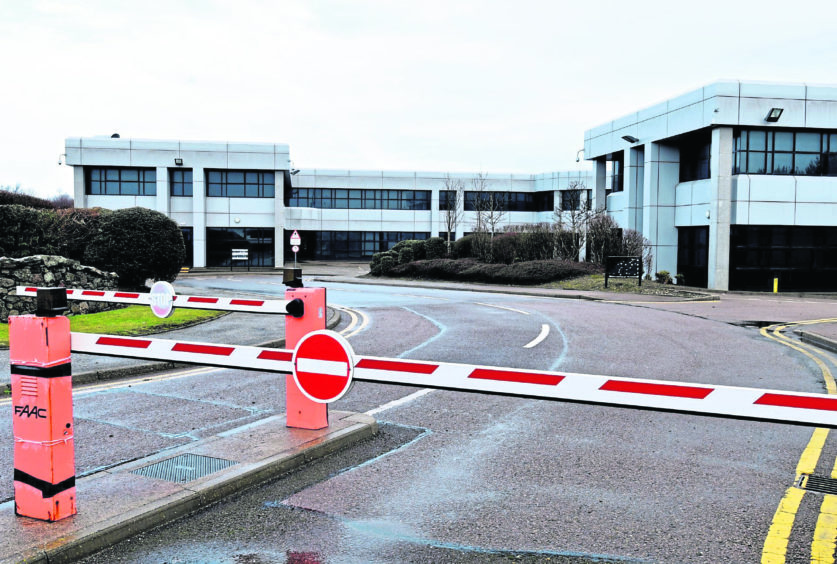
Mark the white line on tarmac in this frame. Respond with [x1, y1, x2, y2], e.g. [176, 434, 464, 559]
[524, 324, 550, 349]
[365, 388, 435, 416]
[474, 302, 530, 315]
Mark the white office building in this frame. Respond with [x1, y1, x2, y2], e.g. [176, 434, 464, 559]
[66, 80, 837, 292]
[585, 80, 837, 291]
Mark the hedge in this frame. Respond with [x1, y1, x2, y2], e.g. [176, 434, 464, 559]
[387, 258, 601, 285]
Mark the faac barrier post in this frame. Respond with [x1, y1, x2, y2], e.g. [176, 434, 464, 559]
[9, 288, 76, 521]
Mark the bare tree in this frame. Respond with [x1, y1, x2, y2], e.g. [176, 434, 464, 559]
[470, 172, 507, 261]
[440, 174, 463, 255]
[553, 181, 596, 261]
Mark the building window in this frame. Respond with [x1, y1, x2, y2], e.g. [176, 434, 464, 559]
[285, 188, 431, 210]
[170, 169, 193, 197]
[180, 227, 194, 267]
[734, 129, 837, 176]
[679, 131, 711, 182]
[463, 191, 553, 212]
[85, 167, 156, 196]
[206, 227, 274, 267]
[559, 189, 590, 211]
[207, 170, 275, 198]
[287, 231, 429, 260]
[606, 154, 624, 193]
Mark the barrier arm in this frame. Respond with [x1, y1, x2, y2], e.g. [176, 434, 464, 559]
[16, 286, 304, 317]
[71, 332, 837, 429]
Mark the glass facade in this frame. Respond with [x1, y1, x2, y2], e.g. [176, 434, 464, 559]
[180, 227, 194, 267]
[206, 227, 274, 267]
[288, 231, 429, 260]
[606, 154, 624, 193]
[677, 226, 708, 288]
[679, 131, 711, 182]
[207, 170, 275, 198]
[286, 188, 431, 210]
[85, 167, 156, 195]
[559, 190, 590, 211]
[730, 226, 837, 291]
[170, 169, 193, 196]
[464, 191, 553, 212]
[734, 129, 837, 176]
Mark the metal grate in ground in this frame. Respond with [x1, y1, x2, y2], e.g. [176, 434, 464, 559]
[799, 474, 837, 495]
[131, 453, 238, 483]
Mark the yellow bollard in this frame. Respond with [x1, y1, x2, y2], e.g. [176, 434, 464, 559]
[773, 278, 778, 293]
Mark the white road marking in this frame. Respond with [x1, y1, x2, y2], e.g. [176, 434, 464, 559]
[474, 302, 530, 315]
[524, 324, 550, 349]
[365, 388, 435, 416]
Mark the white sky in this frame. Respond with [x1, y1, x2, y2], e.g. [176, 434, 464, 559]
[2, 0, 837, 198]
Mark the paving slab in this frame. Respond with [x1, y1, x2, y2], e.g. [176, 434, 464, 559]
[0, 411, 376, 564]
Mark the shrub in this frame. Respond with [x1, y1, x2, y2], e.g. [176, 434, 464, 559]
[0, 205, 57, 257]
[491, 232, 519, 265]
[655, 270, 673, 284]
[453, 234, 474, 258]
[398, 247, 414, 265]
[517, 228, 554, 262]
[0, 190, 54, 209]
[675, 273, 686, 286]
[379, 255, 396, 275]
[388, 258, 601, 285]
[83, 207, 185, 289]
[425, 237, 446, 260]
[51, 207, 111, 262]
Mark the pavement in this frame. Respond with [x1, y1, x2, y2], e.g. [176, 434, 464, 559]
[1, 262, 836, 563]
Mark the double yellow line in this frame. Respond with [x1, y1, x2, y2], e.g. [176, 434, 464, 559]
[761, 318, 837, 563]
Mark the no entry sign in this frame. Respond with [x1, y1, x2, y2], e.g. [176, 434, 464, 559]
[292, 330, 354, 403]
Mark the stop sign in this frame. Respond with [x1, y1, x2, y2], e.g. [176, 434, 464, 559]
[292, 330, 355, 403]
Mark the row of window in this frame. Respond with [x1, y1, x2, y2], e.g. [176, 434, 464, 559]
[286, 188, 431, 210]
[734, 129, 837, 176]
[85, 167, 275, 198]
[294, 231, 430, 260]
[462, 191, 554, 212]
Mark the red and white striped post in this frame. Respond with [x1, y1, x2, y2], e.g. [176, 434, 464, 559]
[9, 288, 77, 521]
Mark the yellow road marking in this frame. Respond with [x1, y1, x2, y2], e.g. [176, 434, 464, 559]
[760, 321, 837, 563]
[812, 495, 837, 562]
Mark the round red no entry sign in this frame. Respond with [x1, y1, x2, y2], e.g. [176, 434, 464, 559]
[292, 330, 355, 403]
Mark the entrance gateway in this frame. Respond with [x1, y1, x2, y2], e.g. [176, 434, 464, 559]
[10, 284, 837, 523]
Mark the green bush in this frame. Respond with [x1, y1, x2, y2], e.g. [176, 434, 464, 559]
[388, 258, 600, 285]
[52, 207, 111, 262]
[425, 237, 446, 260]
[83, 207, 185, 289]
[453, 235, 474, 258]
[492, 232, 519, 265]
[0, 205, 57, 257]
[675, 273, 686, 286]
[379, 255, 396, 275]
[655, 270, 673, 284]
[0, 190, 54, 209]
[398, 247, 414, 265]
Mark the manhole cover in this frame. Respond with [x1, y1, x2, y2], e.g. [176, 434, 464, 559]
[131, 454, 237, 483]
[799, 474, 837, 495]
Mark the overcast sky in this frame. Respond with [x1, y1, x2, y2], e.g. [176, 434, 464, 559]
[2, 0, 837, 198]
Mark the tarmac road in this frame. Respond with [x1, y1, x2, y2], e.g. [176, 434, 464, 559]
[70, 274, 837, 563]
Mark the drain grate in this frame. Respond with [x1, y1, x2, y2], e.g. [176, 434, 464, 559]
[131, 454, 238, 483]
[799, 474, 837, 495]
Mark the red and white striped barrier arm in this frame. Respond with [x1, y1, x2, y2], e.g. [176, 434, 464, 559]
[70, 333, 295, 374]
[352, 355, 837, 428]
[16, 286, 302, 316]
[69, 331, 837, 428]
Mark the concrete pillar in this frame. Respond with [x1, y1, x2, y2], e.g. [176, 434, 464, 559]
[643, 143, 679, 276]
[192, 168, 206, 268]
[625, 147, 645, 233]
[708, 127, 733, 291]
[592, 159, 606, 211]
[73, 167, 86, 209]
[155, 166, 170, 216]
[275, 171, 286, 268]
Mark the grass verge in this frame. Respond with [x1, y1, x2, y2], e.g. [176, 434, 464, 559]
[0, 306, 225, 348]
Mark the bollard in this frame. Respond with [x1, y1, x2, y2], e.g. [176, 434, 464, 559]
[9, 288, 76, 521]
[284, 287, 329, 429]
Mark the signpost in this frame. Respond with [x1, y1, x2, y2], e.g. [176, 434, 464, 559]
[290, 230, 301, 268]
[605, 256, 642, 288]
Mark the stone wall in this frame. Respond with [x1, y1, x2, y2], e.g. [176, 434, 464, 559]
[0, 255, 120, 322]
